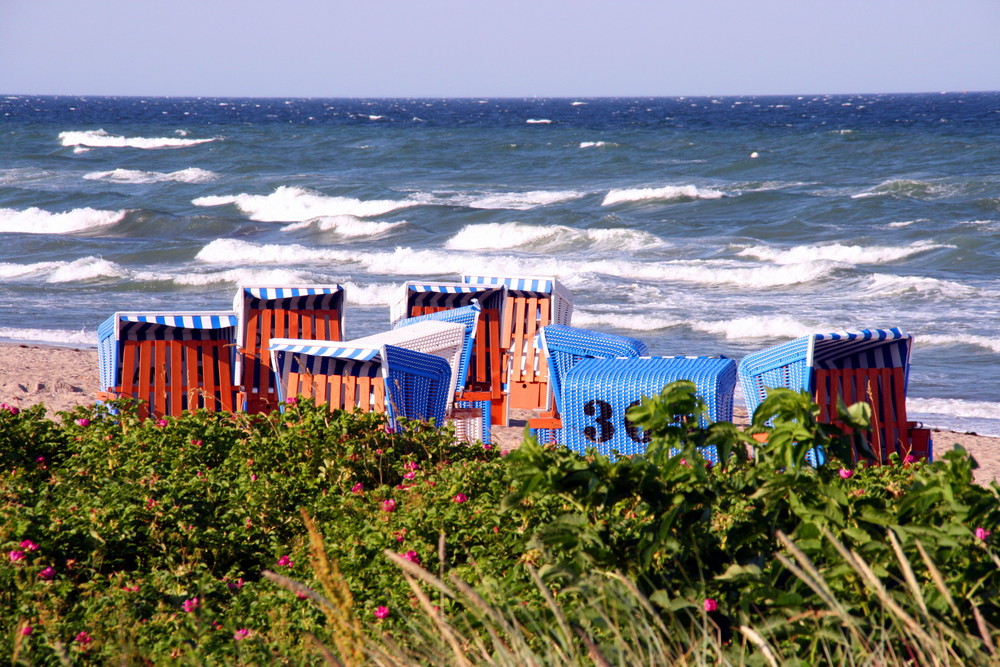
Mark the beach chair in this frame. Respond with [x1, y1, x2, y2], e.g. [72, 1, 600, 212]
[268, 341, 453, 429]
[269, 320, 466, 427]
[462, 274, 573, 419]
[527, 325, 648, 445]
[392, 302, 490, 444]
[738, 328, 932, 462]
[97, 311, 239, 418]
[560, 355, 738, 462]
[391, 281, 506, 428]
[234, 285, 345, 413]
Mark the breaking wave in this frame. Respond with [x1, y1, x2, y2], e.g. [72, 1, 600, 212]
[84, 167, 218, 184]
[602, 184, 725, 206]
[0, 207, 127, 234]
[193, 186, 415, 221]
[59, 129, 217, 149]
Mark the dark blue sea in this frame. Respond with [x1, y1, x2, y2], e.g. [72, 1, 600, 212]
[1, 94, 998, 435]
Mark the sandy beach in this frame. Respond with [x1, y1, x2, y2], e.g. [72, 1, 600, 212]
[1, 342, 996, 485]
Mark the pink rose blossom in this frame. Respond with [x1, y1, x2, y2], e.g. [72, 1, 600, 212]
[182, 597, 199, 613]
[703, 598, 718, 612]
[38, 566, 56, 580]
[20, 626, 32, 636]
[9, 550, 25, 562]
[75, 418, 90, 427]
[975, 527, 991, 541]
[19, 540, 39, 551]
[402, 550, 421, 564]
[233, 628, 252, 640]
[838, 468, 854, 479]
[452, 493, 468, 504]
[155, 419, 168, 427]
[227, 578, 244, 591]
[250, 474, 258, 482]
[374, 605, 390, 619]
[904, 454, 917, 464]
[381, 498, 397, 512]
[285, 397, 298, 405]
[351, 482, 364, 494]
[277, 555, 293, 567]
[394, 529, 407, 543]
[404, 461, 420, 471]
[403, 471, 416, 480]
[483, 443, 493, 450]
[75, 631, 92, 644]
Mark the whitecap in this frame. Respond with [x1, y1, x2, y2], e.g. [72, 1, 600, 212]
[526, 118, 552, 124]
[917, 334, 1000, 354]
[84, 167, 218, 184]
[570, 310, 683, 332]
[579, 141, 608, 148]
[59, 129, 217, 149]
[172, 267, 317, 286]
[689, 315, 823, 341]
[865, 274, 978, 298]
[279, 215, 408, 237]
[445, 222, 666, 252]
[437, 189, 586, 211]
[0, 327, 97, 346]
[193, 185, 416, 222]
[737, 240, 944, 265]
[46, 257, 129, 283]
[0, 207, 126, 234]
[602, 184, 725, 206]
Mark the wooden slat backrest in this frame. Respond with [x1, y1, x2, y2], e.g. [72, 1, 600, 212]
[814, 367, 912, 462]
[243, 305, 343, 412]
[287, 368, 385, 414]
[116, 338, 236, 418]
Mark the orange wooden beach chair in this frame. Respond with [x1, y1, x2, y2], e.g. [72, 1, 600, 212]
[235, 285, 345, 413]
[97, 311, 239, 419]
[738, 328, 932, 463]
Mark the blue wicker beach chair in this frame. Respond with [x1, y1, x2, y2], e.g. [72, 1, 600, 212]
[527, 324, 649, 445]
[234, 285, 345, 413]
[268, 336, 455, 429]
[560, 356, 738, 462]
[393, 302, 490, 444]
[462, 274, 573, 420]
[97, 311, 239, 418]
[738, 327, 932, 462]
[391, 281, 506, 427]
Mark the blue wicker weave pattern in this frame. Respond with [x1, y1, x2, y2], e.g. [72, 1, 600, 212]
[561, 356, 737, 462]
[382, 345, 452, 428]
[394, 302, 481, 391]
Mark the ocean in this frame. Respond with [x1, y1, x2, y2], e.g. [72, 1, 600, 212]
[1, 94, 998, 436]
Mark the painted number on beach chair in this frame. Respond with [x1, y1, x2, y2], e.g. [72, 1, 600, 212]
[581, 399, 650, 444]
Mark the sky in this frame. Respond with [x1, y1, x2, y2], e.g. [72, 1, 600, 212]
[2, 0, 999, 98]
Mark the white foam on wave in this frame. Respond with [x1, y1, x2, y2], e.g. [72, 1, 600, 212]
[918, 334, 1000, 354]
[173, 267, 317, 287]
[0, 207, 126, 234]
[571, 309, 683, 332]
[193, 186, 415, 222]
[738, 240, 943, 265]
[602, 184, 725, 206]
[866, 273, 978, 298]
[0, 327, 97, 346]
[279, 215, 408, 237]
[526, 118, 552, 124]
[0, 260, 64, 279]
[445, 222, 666, 252]
[689, 315, 822, 341]
[579, 141, 609, 148]
[908, 397, 1000, 436]
[340, 281, 400, 306]
[59, 129, 217, 150]
[851, 178, 954, 200]
[436, 189, 586, 211]
[46, 257, 129, 283]
[196, 239, 836, 289]
[84, 167, 218, 184]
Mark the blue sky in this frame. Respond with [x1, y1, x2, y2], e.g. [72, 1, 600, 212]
[2, 0, 999, 97]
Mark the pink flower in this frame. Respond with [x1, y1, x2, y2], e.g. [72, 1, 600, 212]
[903, 454, 917, 464]
[233, 628, 252, 640]
[19, 540, 39, 551]
[1, 404, 19, 415]
[191, 439, 203, 447]
[250, 474, 258, 482]
[351, 482, 364, 494]
[277, 555, 293, 567]
[285, 397, 298, 405]
[9, 550, 25, 562]
[452, 493, 468, 504]
[838, 468, 854, 479]
[483, 443, 493, 450]
[374, 605, 390, 619]
[402, 550, 421, 564]
[75, 630, 92, 645]
[394, 529, 407, 543]
[75, 418, 90, 427]
[703, 598, 718, 612]
[122, 584, 139, 592]
[182, 597, 199, 613]
[404, 461, 420, 471]
[38, 566, 56, 580]
[227, 578, 244, 591]
[403, 471, 416, 480]
[975, 527, 991, 541]
[381, 498, 397, 512]
[155, 419, 168, 427]
[20, 626, 32, 636]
